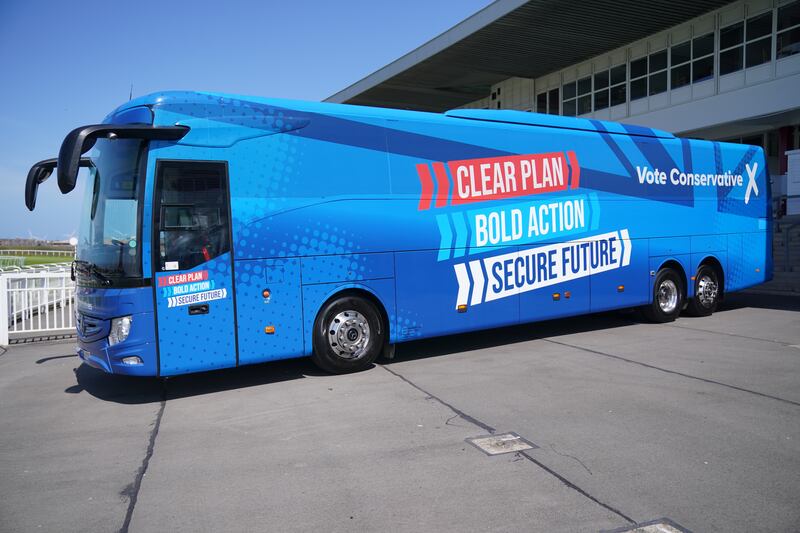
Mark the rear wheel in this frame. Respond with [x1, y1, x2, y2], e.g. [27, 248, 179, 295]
[685, 265, 721, 316]
[642, 268, 684, 323]
[312, 296, 384, 374]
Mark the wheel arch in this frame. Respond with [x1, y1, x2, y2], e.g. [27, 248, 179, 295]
[313, 284, 392, 348]
[697, 255, 725, 297]
[656, 259, 689, 300]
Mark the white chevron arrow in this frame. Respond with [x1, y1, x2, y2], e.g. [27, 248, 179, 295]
[454, 263, 470, 309]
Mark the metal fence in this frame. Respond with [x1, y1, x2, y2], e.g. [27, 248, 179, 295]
[0, 271, 75, 346]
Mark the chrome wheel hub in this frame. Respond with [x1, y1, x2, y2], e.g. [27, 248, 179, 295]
[696, 275, 718, 307]
[327, 310, 370, 360]
[657, 279, 679, 313]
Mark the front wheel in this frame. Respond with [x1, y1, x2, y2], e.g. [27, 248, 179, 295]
[685, 265, 721, 316]
[312, 296, 384, 374]
[642, 268, 684, 323]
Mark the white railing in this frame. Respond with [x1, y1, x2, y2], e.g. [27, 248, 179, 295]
[0, 249, 75, 257]
[0, 271, 75, 346]
[0, 262, 72, 274]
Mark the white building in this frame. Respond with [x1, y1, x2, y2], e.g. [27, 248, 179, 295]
[327, 0, 800, 212]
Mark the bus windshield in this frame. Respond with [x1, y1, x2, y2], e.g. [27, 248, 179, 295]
[76, 138, 146, 286]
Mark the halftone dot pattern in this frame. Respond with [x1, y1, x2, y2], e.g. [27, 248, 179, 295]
[109, 90, 772, 374]
[155, 253, 237, 375]
[716, 144, 761, 217]
[394, 308, 424, 340]
[235, 258, 305, 363]
[727, 234, 744, 290]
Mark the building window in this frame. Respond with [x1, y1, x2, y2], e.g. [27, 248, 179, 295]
[777, 0, 800, 59]
[609, 64, 627, 106]
[536, 88, 560, 114]
[630, 57, 647, 100]
[562, 75, 591, 116]
[562, 81, 576, 115]
[746, 11, 773, 68]
[548, 88, 559, 114]
[593, 64, 626, 111]
[648, 50, 668, 95]
[720, 11, 774, 73]
[671, 40, 692, 89]
[630, 49, 667, 100]
[536, 92, 547, 113]
[692, 33, 715, 83]
[593, 70, 609, 110]
[719, 21, 744, 75]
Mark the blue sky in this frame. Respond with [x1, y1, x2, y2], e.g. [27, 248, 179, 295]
[0, 0, 492, 240]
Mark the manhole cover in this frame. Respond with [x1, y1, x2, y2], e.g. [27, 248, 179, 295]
[466, 432, 538, 455]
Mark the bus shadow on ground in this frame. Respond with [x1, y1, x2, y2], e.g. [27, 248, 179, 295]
[73, 356, 326, 405]
[389, 290, 800, 363]
[73, 291, 798, 404]
[390, 311, 635, 364]
[724, 291, 800, 312]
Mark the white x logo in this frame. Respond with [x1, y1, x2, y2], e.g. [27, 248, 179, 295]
[745, 162, 759, 205]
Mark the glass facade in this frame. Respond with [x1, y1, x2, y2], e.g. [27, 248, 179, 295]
[533, 1, 800, 118]
[475, 1, 800, 119]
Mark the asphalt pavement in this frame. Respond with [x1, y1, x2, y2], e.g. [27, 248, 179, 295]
[1, 291, 799, 533]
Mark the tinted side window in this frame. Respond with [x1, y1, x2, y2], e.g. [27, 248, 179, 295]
[154, 161, 230, 272]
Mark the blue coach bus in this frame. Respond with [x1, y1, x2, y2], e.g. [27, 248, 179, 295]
[25, 91, 772, 376]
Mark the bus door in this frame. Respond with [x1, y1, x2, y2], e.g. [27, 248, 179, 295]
[152, 160, 238, 375]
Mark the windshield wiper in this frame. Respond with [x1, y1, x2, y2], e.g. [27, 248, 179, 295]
[73, 260, 113, 286]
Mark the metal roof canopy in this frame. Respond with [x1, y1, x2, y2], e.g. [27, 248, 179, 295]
[327, 0, 732, 112]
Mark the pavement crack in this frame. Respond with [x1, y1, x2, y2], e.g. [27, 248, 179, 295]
[380, 364, 635, 525]
[519, 450, 635, 524]
[381, 365, 495, 434]
[118, 381, 167, 533]
[549, 444, 593, 475]
[445, 413, 470, 428]
[664, 322, 792, 346]
[542, 338, 800, 408]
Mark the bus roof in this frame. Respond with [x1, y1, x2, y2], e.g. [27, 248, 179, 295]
[110, 91, 675, 140]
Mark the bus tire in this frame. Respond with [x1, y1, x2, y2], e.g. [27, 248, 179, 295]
[312, 296, 384, 374]
[642, 267, 684, 323]
[685, 265, 720, 317]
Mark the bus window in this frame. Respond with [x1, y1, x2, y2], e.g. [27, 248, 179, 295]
[154, 161, 230, 271]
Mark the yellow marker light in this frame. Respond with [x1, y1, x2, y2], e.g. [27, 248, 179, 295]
[264, 325, 275, 334]
[690, 276, 696, 281]
[457, 304, 468, 313]
[564, 291, 571, 299]
[552, 293, 560, 301]
[262, 289, 271, 298]
[617, 285, 625, 292]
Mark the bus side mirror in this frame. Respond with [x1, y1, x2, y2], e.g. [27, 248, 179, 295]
[57, 124, 189, 194]
[25, 158, 57, 211]
[25, 157, 94, 211]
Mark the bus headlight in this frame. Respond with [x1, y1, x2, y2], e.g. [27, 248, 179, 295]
[108, 316, 133, 346]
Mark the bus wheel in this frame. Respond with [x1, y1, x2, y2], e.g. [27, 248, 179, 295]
[685, 265, 720, 317]
[642, 268, 684, 323]
[312, 296, 384, 374]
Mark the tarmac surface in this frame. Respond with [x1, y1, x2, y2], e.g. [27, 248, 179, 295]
[1, 291, 799, 533]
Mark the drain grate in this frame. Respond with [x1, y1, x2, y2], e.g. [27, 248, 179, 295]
[466, 432, 538, 455]
[601, 518, 692, 533]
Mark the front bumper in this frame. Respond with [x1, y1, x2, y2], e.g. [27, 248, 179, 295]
[77, 338, 158, 376]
